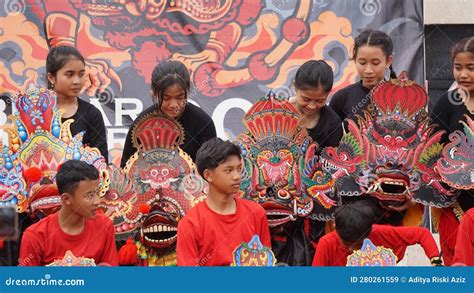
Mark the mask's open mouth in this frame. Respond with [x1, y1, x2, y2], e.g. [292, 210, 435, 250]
[261, 201, 296, 228]
[141, 213, 178, 249]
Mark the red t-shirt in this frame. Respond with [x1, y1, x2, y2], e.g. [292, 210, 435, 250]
[452, 208, 474, 266]
[313, 224, 440, 266]
[438, 207, 460, 266]
[19, 212, 118, 266]
[177, 198, 271, 266]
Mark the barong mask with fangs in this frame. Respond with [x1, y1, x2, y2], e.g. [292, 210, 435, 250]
[3, 84, 107, 216]
[106, 112, 205, 264]
[237, 91, 339, 230]
[437, 115, 474, 190]
[322, 75, 456, 208]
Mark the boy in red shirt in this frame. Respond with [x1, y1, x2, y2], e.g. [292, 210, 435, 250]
[313, 198, 442, 266]
[19, 160, 118, 266]
[452, 208, 474, 266]
[177, 138, 271, 266]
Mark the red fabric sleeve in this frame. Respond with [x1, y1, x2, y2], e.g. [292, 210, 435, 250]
[176, 218, 199, 266]
[452, 210, 474, 266]
[312, 236, 330, 266]
[438, 208, 459, 266]
[377, 225, 440, 259]
[98, 220, 119, 266]
[258, 208, 271, 247]
[18, 230, 42, 266]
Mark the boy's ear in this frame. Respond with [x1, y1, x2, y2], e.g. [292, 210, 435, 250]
[386, 55, 393, 67]
[203, 169, 212, 183]
[60, 192, 72, 205]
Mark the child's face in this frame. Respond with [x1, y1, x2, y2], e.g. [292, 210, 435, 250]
[205, 155, 242, 196]
[295, 86, 328, 116]
[48, 58, 85, 100]
[66, 179, 101, 219]
[355, 45, 392, 89]
[453, 52, 474, 94]
[157, 83, 186, 118]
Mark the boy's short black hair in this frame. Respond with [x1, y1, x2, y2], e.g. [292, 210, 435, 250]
[195, 138, 241, 177]
[56, 160, 99, 195]
[335, 197, 378, 244]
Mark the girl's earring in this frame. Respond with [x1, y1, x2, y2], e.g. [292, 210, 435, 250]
[50, 83, 55, 90]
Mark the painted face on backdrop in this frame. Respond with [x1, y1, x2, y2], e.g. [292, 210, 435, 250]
[355, 45, 392, 89]
[47, 58, 86, 100]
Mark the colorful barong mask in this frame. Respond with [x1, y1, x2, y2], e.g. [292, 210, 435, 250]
[237, 91, 339, 229]
[3, 84, 107, 216]
[437, 115, 474, 190]
[322, 76, 455, 208]
[346, 239, 397, 266]
[103, 112, 205, 264]
[0, 143, 27, 210]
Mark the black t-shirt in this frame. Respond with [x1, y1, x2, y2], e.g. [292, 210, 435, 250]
[430, 90, 474, 212]
[61, 98, 108, 163]
[120, 103, 217, 167]
[307, 105, 343, 150]
[430, 90, 474, 144]
[329, 81, 371, 122]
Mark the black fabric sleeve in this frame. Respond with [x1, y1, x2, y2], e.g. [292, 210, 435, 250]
[87, 109, 108, 164]
[325, 115, 343, 148]
[197, 115, 217, 146]
[429, 92, 451, 144]
[120, 124, 136, 168]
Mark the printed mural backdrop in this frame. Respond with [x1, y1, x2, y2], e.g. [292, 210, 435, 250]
[0, 0, 424, 165]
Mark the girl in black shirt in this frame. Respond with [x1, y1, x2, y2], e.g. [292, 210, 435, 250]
[121, 61, 216, 167]
[289, 60, 342, 150]
[430, 36, 474, 265]
[330, 30, 417, 224]
[278, 60, 342, 266]
[46, 46, 108, 162]
[329, 30, 397, 123]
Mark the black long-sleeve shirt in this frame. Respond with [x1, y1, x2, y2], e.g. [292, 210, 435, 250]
[307, 105, 343, 150]
[329, 81, 371, 122]
[120, 103, 217, 167]
[62, 98, 108, 163]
